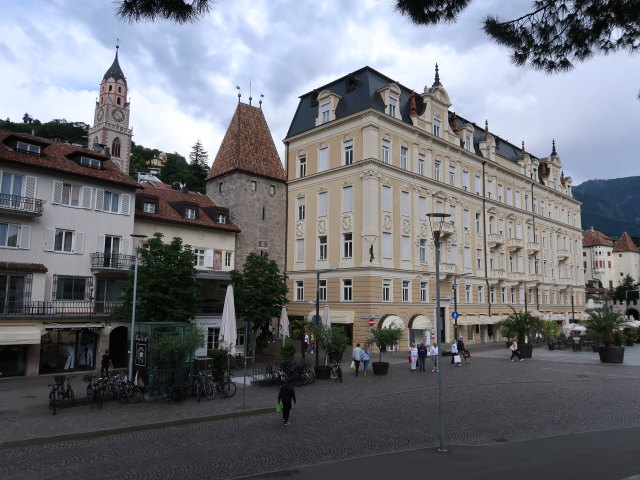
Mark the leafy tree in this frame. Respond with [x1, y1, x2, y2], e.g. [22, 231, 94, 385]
[313, 324, 350, 365]
[583, 306, 625, 346]
[116, 0, 213, 24]
[151, 326, 204, 383]
[114, 232, 199, 322]
[368, 326, 403, 363]
[611, 274, 640, 302]
[158, 152, 197, 188]
[496, 308, 542, 342]
[22, 113, 34, 124]
[396, 0, 640, 73]
[230, 252, 288, 351]
[187, 140, 210, 193]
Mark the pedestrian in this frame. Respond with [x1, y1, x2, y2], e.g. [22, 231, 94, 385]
[457, 336, 468, 364]
[352, 343, 363, 376]
[100, 349, 112, 377]
[268, 323, 274, 343]
[417, 342, 428, 372]
[509, 339, 523, 361]
[309, 334, 316, 354]
[361, 346, 371, 376]
[304, 332, 310, 353]
[277, 380, 296, 425]
[450, 340, 460, 366]
[430, 342, 439, 372]
[409, 343, 418, 372]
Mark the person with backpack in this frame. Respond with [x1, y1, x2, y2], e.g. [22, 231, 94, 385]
[277, 380, 296, 425]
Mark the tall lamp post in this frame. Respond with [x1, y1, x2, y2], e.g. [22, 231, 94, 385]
[315, 268, 335, 366]
[452, 273, 471, 341]
[426, 212, 450, 453]
[129, 234, 147, 382]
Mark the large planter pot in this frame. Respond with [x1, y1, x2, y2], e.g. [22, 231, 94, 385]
[372, 361, 389, 376]
[314, 365, 332, 380]
[547, 342, 556, 351]
[519, 343, 533, 358]
[598, 346, 625, 363]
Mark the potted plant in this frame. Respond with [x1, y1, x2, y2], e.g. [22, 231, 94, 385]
[623, 328, 635, 347]
[280, 341, 296, 361]
[151, 327, 204, 387]
[313, 324, 349, 379]
[496, 308, 542, 358]
[368, 325, 403, 375]
[541, 319, 561, 350]
[582, 307, 626, 363]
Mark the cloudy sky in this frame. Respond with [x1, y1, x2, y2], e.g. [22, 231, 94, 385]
[1, 0, 638, 185]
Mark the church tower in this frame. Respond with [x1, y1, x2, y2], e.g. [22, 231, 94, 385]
[88, 45, 133, 174]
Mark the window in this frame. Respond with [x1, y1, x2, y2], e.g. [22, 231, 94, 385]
[402, 235, 410, 261]
[474, 175, 481, 194]
[420, 282, 428, 302]
[465, 284, 471, 303]
[433, 117, 441, 137]
[250, 181, 257, 191]
[462, 171, 469, 191]
[382, 232, 392, 259]
[486, 179, 493, 199]
[463, 209, 469, 230]
[381, 140, 390, 164]
[319, 279, 327, 301]
[389, 96, 397, 117]
[217, 214, 227, 224]
[501, 287, 507, 303]
[478, 285, 484, 304]
[297, 197, 306, 220]
[434, 161, 441, 181]
[400, 146, 408, 170]
[321, 102, 330, 123]
[61, 184, 81, 207]
[80, 156, 101, 169]
[382, 279, 391, 302]
[343, 140, 353, 165]
[401, 191, 409, 216]
[402, 280, 410, 302]
[449, 166, 455, 186]
[515, 191, 521, 208]
[295, 281, 304, 301]
[435, 200, 443, 214]
[218, 182, 223, 193]
[318, 147, 328, 172]
[343, 233, 353, 258]
[382, 185, 391, 212]
[0, 222, 19, 247]
[449, 205, 456, 225]
[269, 185, 276, 195]
[54, 276, 91, 300]
[449, 244, 456, 264]
[295, 239, 304, 262]
[477, 249, 483, 269]
[102, 191, 120, 213]
[16, 141, 41, 154]
[111, 137, 121, 157]
[418, 154, 425, 175]
[506, 187, 512, 206]
[490, 287, 496, 303]
[193, 249, 206, 267]
[419, 196, 426, 218]
[224, 252, 232, 267]
[54, 229, 74, 252]
[498, 184, 503, 202]
[465, 135, 472, 152]
[342, 279, 353, 301]
[185, 207, 196, 219]
[475, 213, 481, 233]
[464, 247, 471, 269]
[143, 202, 156, 213]
[298, 155, 307, 178]
[419, 239, 427, 263]
[342, 186, 353, 212]
[318, 191, 328, 217]
[319, 236, 327, 260]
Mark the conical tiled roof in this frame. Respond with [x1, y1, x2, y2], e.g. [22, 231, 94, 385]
[103, 48, 126, 83]
[207, 102, 285, 182]
[613, 232, 639, 253]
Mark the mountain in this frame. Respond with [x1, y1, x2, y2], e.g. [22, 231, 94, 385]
[573, 177, 640, 238]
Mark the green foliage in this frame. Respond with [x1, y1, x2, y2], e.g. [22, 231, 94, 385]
[541, 319, 561, 344]
[0, 117, 88, 145]
[151, 327, 204, 368]
[230, 252, 288, 336]
[611, 274, 639, 302]
[116, 0, 213, 24]
[369, 326, 403, 363]
[188, 140, 210, 193]
[207, 347, 229, 374]
[114, 233, 199, 323]
[313, 324, 350, 365]
[496, 308, 543, 343]
[582, 307, 626, 346]
[613, 330, 624, 347]
[280, 341, 296, 360]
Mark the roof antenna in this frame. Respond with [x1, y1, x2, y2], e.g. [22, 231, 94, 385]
[259, 93, 264, 109]
[236, 85, 241, 103]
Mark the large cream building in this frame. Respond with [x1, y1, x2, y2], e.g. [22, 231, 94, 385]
[283, 66, 585, 349]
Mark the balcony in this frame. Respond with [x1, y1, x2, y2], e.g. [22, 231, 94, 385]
[556, 249, 569, 261]
[0, 300, 123, 317]
[489, 267, 506, 278]
[0, 193, 44, 217]
[508, 271, 525, 282]
[433, 221, 455, 238]
[507, 238, 523, 251]
[528, 274, 542, 283]
[526, 241, 540, 255]
[195, 302, 224, 316]
[90, 253, 136, 271]
[487, 233, 504, 248]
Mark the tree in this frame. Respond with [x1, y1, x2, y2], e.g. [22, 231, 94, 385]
[22, 113, 33, 124]
[368, 326, 403, 363]
[230, 252, 288, 351]
[188, 140, 210, 193]
[397, 0, 640, 73]
[611, 274, 640, 302]
[114, 232, 199, 322]
[496, 308, 542, 342]
[582, 306, 625, 346]
[116, 0, 213, 23]
[151, 326, 204, 383]
[313, 324, 350, 365]
[158, 152, 197, 189]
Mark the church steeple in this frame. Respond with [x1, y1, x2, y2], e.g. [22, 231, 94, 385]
[88, 44, 133, 174]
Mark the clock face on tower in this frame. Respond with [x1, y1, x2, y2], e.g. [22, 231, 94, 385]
[111, 108, 125, 123]
[96, 109, 104, 122]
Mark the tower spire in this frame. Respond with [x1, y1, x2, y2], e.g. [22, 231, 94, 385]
[551, 139, 557, 156]
[432, 63, 441, 87]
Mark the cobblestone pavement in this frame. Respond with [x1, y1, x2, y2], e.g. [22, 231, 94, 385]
[2, 346, 640, 479]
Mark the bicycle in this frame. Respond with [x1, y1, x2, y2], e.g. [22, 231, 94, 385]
[111, 373, 143, 403]
[84, 374, 105, 409]
[330, 360, 343, 383]
[47, 375, 75, 415]
[214, 372, 237, 398]
[191, 372, 214, 401]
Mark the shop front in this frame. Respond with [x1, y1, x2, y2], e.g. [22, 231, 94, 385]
[0, 325, 42, 377]
[39, 324, 103, 374]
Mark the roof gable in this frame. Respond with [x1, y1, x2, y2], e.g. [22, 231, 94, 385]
[613, 232, 639, 253]
[583, 228, 614, 247]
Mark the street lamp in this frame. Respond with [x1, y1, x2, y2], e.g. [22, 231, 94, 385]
[451, 273, 471, 341]
[129, 234, 147, 382]
[426, 212, 450, 453]
[315, 268, 335, 366]
[570, 286, 575, 323]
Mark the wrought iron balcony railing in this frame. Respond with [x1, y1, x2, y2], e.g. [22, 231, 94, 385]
[90, 253, 136, 270]
[0, 193, 44, 216]
[0, 300, 123, 317]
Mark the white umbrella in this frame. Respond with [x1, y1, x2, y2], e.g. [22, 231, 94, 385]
[323, 304, 331, 327]
[279, 306, 290, 346]
[219, 285, 237, 355]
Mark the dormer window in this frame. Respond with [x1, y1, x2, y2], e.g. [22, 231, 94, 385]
[465, 134, 472, 152]
[80, 156, 102, 169]
[143, 201, 156, 213]
[16, 141, 41, 155]
[321, 102, 330, 123]
[217, 214, 227, 224]
[377, 83, 402, 120]
[389, 96, 398, 117]
[433, 117, 441, 137]
[315, 90, 341, 126]
[185, 207, 196, 219]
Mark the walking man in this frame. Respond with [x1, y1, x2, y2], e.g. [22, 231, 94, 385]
[352, 343, 363, 376]
[277, 380, 296, 425]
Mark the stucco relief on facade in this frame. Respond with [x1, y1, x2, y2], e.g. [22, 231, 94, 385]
[464, 231, 471, 246]
[402, 218, 411, 235]
[360, 169, 380, 181]
[296, 221, 304, 238]
[476, 234, 484, 248]
[382, 213, 392, 232]
[341, 213, 352, 232]
[420, 221, 429, 238]
[317, 218, 327, 234]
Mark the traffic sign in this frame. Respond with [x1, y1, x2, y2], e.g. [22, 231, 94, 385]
[451, 311, 459, 319]
[368, 318, 375, 327]
[312, 315, 321, 325]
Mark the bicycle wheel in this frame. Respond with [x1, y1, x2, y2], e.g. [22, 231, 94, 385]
[204, 379, 215, 400]
[127, 386, 142, 404]
[223, 381, 237, 398]
[195, 381, 201, 402]
[330, 366, 339, 380]
[49, 391, 57, 415]
[306, 370, 315, 384]
[86, 385, 93, 401]
[67, 388, 75, 404]
[337, 367, 343, 383]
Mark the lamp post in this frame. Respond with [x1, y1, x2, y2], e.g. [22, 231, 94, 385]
[570, 286, 575, 323]
[129, 234, 147, 382]
[315, 268, 335, 366]
[451, 273, 471, 341]
[426, 212, 450, 453]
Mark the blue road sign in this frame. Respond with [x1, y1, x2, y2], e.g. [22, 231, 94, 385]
[451, 311, 459, 319]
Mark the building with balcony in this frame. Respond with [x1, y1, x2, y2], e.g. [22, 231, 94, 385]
[0, 129, 139, 376]
[583, 228, 640, 290]
[283, 66, 584, 349]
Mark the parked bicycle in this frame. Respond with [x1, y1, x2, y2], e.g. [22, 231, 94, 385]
[191, 371, 215, 401]
[111, 373, 143, 403]
[213, 372, 237, 398]
[330, 360, 343, 383]
[48, 375, 75, 415]
[84, 374, 105, 409]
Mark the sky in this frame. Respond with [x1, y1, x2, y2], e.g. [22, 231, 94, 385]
[1, 0, 638, 185]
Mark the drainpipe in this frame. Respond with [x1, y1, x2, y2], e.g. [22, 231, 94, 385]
[482, 161, 491, 317]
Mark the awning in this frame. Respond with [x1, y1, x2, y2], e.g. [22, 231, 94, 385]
[380, 315, 405, 329]
[306, 310, 354, 325]
[0, 325, 42, 345]
[409, 314, 432, 330]
[43, 322, 104, 330]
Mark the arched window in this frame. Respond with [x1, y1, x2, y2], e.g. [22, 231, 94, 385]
[112, 137, 121, 158]
[108, 85, 112, 92]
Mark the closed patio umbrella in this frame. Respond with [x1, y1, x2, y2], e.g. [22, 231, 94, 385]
[279, 306, 290, 346]
[219, 285, 237, 356]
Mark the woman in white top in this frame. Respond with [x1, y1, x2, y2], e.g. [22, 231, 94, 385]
[409, 343, 418, 372]
[450, 340, 459, 366]
[429, 343, 439, 372]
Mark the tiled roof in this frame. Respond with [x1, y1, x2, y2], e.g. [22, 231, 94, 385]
[613, 232, 639, 253]
[103, 48, 126, 83]
[136, 181, 240, 233]
[206, 102, 285, 182]
[583, 228, 614, 247]
[0, 262, 48, 273]
[0, 129, 139, 189]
